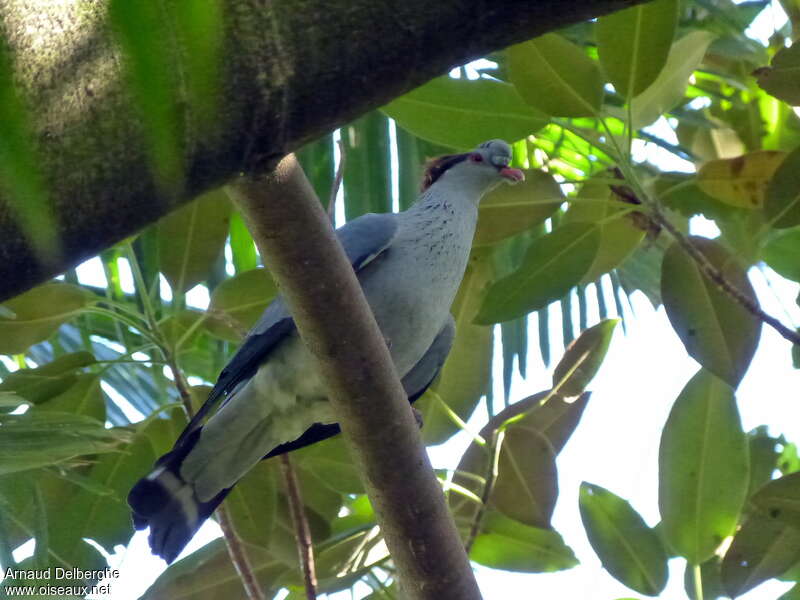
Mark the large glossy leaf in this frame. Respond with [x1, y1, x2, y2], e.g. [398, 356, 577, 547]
[721, 513, 800, 597]
[470, 511, 578, 573]
[509, 33, 604, 117]
[752, 471, 800, 530]
[661, 236, 761, 387]
[204, 268, 277, 341]
[0, 283, 94, 354]
[564, 180, 646, 283]
[38, 374, 104, 422]
[0, 411, 129, 475]
[382, 76, 546, 150]
[450, 391, 589, 530]
[141, 538, 287, 600]
[225, 461, 279, 548]
[766, 145, 800, 229]
[630, 31, 716, 128]
[756, 42, 800, 106]
[658, 369, 749, 564]
[553, 319, 618, 397]
[420, 249, 494, 444]
[474, 170, 562, 246]
[294, 437, 363, 495]
[579, 483, 668, 596]
[596, 0, 678, 98]
[158, 188, 232, 293]
[475, 223, 601, 324]
[697, 150, 785, 209]
[762, 228, 800, 282]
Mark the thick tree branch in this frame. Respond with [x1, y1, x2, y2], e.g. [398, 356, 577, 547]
[228, 155, 482, 600]
[0, 0, 644, 302]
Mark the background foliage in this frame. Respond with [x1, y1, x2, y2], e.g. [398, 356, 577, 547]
[1, 0, 800, 598]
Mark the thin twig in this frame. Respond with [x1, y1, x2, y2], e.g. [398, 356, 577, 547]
[217, 504, 266, 600]
[464, 430, 505, 555]
[280, 453, 318, 600]
[649, 204, 800, 347]
[165, 355, 195, 417]
[328, 138, 346, 222]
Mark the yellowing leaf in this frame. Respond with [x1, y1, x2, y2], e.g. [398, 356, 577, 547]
[697, 150, 786, 209]
[658, 369, 749, 564]
[0, 283, 94, 354]
[661, 236, 761, 386]
[474, 171, 562, 246]
[596, 0, 679, 98]
[509, 34, 604, 118]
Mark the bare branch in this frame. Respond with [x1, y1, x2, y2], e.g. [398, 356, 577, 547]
[217, 505, 266, 600]
[279, 454, 318, 600]
[229, 155, 482, 600]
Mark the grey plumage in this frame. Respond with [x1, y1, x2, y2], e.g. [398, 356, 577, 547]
[128, 139, 523, 562]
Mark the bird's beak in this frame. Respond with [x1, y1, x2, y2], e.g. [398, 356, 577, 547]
[499, 167, 525, 183]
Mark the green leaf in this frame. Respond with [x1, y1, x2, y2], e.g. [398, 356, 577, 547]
[579, 483, 668, 596]
[228, 211, 258, 274]
[205, 268, 277, 341]
[684, 557, 724, 600]
[0, 411, 129, 475]
[756, 43, 800, 106]
[294, 437, 363, 495]
[474, 170, 562, 246]
[630, 31, 716, 128]
[564, 180, 646, 283]
[508, 33, 604, 118]
[475, 223, 601, 324]
[763, 228, 800, 282]
[0, 284, 95, 355]
[781, 584, 800, 600]
[596, 0, 679, 98]
[382, 76, 546, 150]
[721, 513, 800, 597]
[297, 134, 335, 210]
[141, 538, 287, 600]
[752, 471, 800, 530]
[697, 150, 786, 209]
[0, 351, 95, 404]
[661, 236, 761, 387]
[470, 511, 578, 572]
[766, 145, 800, 229]
[658, 369, 749, 564]
[38, 374, 105, 422]
[553, 319, 619, 397]
[225, 461, 279, 548]
[747, 427, 782, 499]
[109, 0, 184, 188]
[420, 249, 494, 444]
[158, 189, 232, 294]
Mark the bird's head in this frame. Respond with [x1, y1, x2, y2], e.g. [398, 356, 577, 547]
[420, 139, 525, 194]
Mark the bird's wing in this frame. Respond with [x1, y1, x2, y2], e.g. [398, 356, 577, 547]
[176, 212, 399, 441]
[261, 315, 455, 459]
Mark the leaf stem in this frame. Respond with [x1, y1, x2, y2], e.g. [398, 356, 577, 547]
[464, 429, 505, 555]
[693, 562, 704, 600]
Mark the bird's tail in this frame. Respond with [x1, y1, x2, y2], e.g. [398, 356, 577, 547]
[127, 427, 230, 563]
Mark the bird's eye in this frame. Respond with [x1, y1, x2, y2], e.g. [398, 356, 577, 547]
[469, 153, 483, 162]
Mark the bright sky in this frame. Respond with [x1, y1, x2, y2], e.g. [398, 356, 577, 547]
[4, 2, 800, 599]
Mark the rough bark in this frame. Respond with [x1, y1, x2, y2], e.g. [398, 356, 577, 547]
[229, 156, 482, 599]
[0, 0, 644, 302]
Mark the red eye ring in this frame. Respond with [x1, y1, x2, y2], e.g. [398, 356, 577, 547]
[469, 153, 483, 162]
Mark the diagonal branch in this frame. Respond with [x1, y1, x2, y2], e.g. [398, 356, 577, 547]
[228, 155, 482, 600]
[0, 0, 646, 302]
[280, 454, 318, 600]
